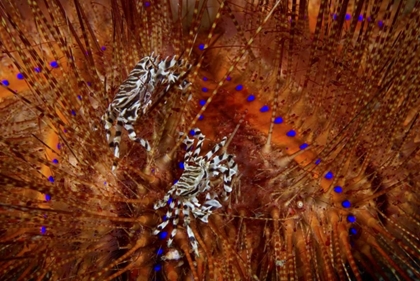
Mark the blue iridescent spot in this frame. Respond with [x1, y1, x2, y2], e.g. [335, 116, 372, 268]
[156, 248, 164, 256]
[48, 176, 54, 183]
[345, 13, 351, 20]
[173, 179, 178, 184]
[199, 100, 206, 106]
[167, 197, 173, 205]
[158, 231, 168, 240]
[104, 181, 107, 185]
[45, 194, 51, 201]
[77, 95, 82, 100]
[178, 162, 185, 169]
[1, 79, 10, 86]
[63, 129, 67, 133]
[315, 158, 321, 165]
[162, 215, 168, 221]
[87, 82, 92, 87]
[189, 129, 195, 136]
[342, 200, 351, 208]
[52, 159, 58, 164]
[198, 115, 204, 120]
[198, 43, 205, 51]
[40, 226, 47, 235]
[201, 87, 208, 92]
[358, 15, 363, 21]
[17, 73, 24, 80]
[101, 46, 106, 51]
[378, 20, 384, 28]
[349, 227, 357, 235]
[144, 1, 151, 8]
[347, 214, 356, 223]
[333, 186, 343, 193]
[153, 264, 162, 271]
[324, 171, 334, 180]
[332, 13, 337, 20]
[286, 130, 296, 137]
[203, 77, 208, 81]
[50, 61, 59, 68]
[247, 95, 255, 102]
[235, 84, 243, 91]
[57, 143, 61, 150]
[274, 117, 283, 124]
[299, 143, 309, 150]
[34, 67, 41, 73]
[71, 110, 76, 116]
[226, 76, 232, 81]
[260, 105, 269, 112]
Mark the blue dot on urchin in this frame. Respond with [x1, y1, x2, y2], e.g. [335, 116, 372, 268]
[156, 248, 164, 256]
[158, 231, 168, 240]
[345, 13, 351, 20]
[349, 227, 357, 235]
[342, 200, 351, 208]
[235, 84, 243, 91]
[17, 73, 24, 80]
[299, 143, 309, 150]
[358, 15, 363, 21]
[260, 105, 269, 112]
[198, 43, 205, 51]
[101, 46, 106, 51]
[71, 110, 76, 116]
[178, 162, 185, 169]
[201, 87, 208, 92]
[48, 176, 54, 183]
[2, 79, 10, 86]
[199, 100, 206, 106]
[77, 95, 82, 100]
[274, 117, 283, 124]
[347, 214, 356, 223]
[167, 197, 173, 205]
[286, 130, 296, 137]
[52, 159, 58, 164]
[45, 194, 51, 201]
[153, 264, 162, 271]
[315, 158, 321, 165]
[202, 76, 208, 81]
[50, 61, 59, 68]
[40, 226, 47, 235]
[247, 95, 255, 102]
[333, 186, 343, 193]
[34, 67, 41, 73]
[198, 115, 204, 121]
[226, 76, 232, 81]
[324, 171, 334, 180]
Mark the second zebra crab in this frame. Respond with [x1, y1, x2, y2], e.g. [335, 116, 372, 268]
[153, 128, 238, 256]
